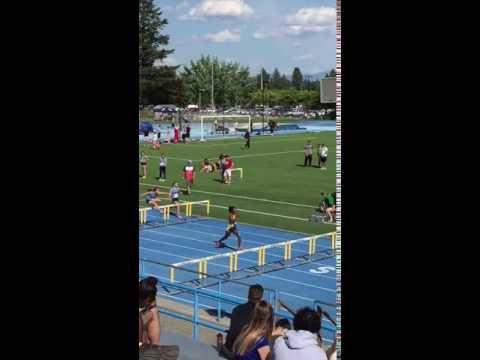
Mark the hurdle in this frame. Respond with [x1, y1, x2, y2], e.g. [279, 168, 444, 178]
[170, 232, 336, 282]
[231, 168, 243, 179]
[139, 200, 211, 225]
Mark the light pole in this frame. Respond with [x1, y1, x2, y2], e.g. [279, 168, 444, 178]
[199, 88, 205, 111]
[261, 68, 265, 134]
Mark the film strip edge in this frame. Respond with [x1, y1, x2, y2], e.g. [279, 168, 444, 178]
[335, 0, 342, 358]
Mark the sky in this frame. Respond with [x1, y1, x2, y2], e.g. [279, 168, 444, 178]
[155, 0, 337, 76]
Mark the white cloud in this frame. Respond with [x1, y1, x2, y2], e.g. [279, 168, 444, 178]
[253, 31, 270, 40]
[284, 7, 335, 36]
[179, 0, 254, 21]
[176, 1, 190, 10]
[293, 41, 302, 47]
[205, 29, 241, 43]
[293, 54, 313, 61]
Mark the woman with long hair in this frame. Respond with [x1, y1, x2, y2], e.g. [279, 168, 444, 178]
[139, 276, 161, 346]
[232, 300, 273, 360]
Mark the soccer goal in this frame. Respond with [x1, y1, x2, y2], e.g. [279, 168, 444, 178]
[199, 115, 252, 141]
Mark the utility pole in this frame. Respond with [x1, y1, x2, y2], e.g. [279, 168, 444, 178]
[211, 62, 214, 110]
[261, 68, 265, 134]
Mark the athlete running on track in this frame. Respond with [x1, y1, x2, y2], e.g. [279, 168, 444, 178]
[215, 206, 243, 250]
[142, 187, 168, 210]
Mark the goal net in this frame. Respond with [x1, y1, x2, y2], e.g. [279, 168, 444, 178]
[198, 115, 252, 141]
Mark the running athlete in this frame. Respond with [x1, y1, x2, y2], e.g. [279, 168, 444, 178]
[139, 151, 149, 179]
[169, 182, 183, 220]
[215, 206, 243, 250]
[142, 187, 167, 210]
[183, 160, 195, 195]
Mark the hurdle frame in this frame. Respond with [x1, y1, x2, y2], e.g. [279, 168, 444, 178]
[171, 231, 336, 277]
[139, 200, 211, 225]
[231, 168, 243, 179]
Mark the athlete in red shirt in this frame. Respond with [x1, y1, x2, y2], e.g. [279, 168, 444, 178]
[183, 160, 195, 195]
[224, 156, 234, 184]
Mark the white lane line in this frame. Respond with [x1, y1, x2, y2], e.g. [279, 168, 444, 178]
[139, 182, 317, 209]
[140, 199, 334, 223]
[139, 208, 315, 235]
[140, 233, 335, 292]
[146, 150, 305, 161]
[146, 133, 333, 148]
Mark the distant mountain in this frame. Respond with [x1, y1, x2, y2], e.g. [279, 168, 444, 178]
[286, 71, 330, 81]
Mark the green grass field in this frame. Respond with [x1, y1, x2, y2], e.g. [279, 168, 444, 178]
[139, 132, 335, 235]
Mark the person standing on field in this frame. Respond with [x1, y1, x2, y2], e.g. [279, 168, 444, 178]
[183, 160, 195, 195]
[304, 141, 313, 167]
[319, 144, 328, 170]
[158, 154, 167, 182]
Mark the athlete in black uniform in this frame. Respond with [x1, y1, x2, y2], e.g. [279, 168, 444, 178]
[215, 206, 243, 250]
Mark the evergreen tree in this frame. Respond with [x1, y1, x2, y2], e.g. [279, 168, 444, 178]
[292, 67, 303, 90]
[271, 68, 282, 89]
[139, 0, 177, 105]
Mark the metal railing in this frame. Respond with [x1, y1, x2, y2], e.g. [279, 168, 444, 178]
[140, 261, 336, 343]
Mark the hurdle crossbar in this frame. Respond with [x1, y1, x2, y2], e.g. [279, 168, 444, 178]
[139, 200, 211, 224]
[172, 232, 336, 272]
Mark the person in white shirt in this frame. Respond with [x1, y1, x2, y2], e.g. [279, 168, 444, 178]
[273, 307, 327, 360]
[319, 144, 328, 170]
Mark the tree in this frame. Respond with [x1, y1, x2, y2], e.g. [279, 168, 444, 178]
[292, 67, 303, 90]
[256, 69, 271, 90]
[270, 68, 282, 90]
[180, 56, 255, 108]
[139, 0, 177, 105]
[279, 74, 291, 90]
[328, 68, 336, 77]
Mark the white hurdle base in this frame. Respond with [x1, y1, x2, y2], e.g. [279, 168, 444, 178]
[231, 168, 243, 179]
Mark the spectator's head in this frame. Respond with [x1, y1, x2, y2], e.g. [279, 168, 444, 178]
[172, 181, 178, 188]
[139, 276, 158, 309]
[275, 318, 291, 331]
[233, 300, 273, 355]
[188, 160, 193, 165]
[161, 153, 165, 157]
[293, 307, 321, 334]
[141, 151, 145, 156]
[247, 284, 264, 303]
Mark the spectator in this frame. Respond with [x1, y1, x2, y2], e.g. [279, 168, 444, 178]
[319, 144, 328, 170]
[139, 151, 148, 179]
[273, 307, 327, 360]
[272, 318, 291, 344]
[173, 125, 180, 144]
[158, 153, 167, 182]
[223, 284, 264, 356]
[153, 131, 161, 150]
[326, 192, 336, 222]
[232, 300, 273, 360]
[219, 154, 227, 183]
[139, 276, 161, 346]
[183, 160, 195, 195]
[244, 130, 250, 149]
[304, 141, 313, 167]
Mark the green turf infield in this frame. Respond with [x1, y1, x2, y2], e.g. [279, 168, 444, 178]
[139, 132, 335, 235]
